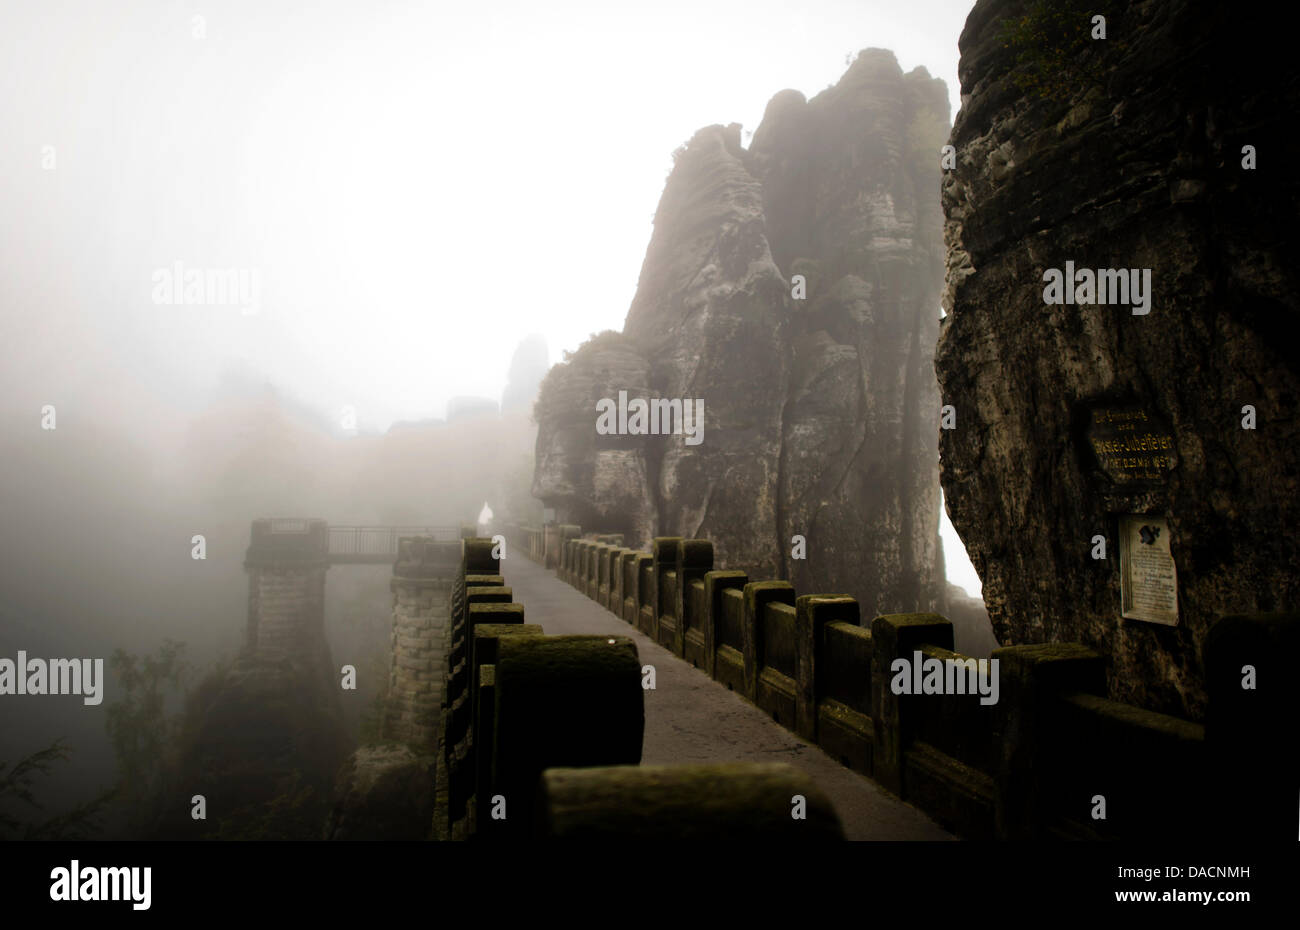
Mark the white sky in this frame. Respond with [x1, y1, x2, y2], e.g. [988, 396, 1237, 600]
[0, 0, 981, 593]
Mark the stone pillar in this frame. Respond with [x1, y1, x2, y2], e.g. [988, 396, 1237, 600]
[992, 643, 1104, 840]
[490, 634, 644, 838]
[703, 570, 747, 679]
[471, 621, 542, 840]
[243, 518, 330, 658]
[384, 537, 460, 751]
[743, 581, 796, 704]
[868, 613, 954, 796]
[677, 540, 714, 667]
[651, 537, 682, 646]
[794, 595, 859, 743]
[557, 524, 581, 576]
[542, 524, 557, 568]
[1203, 612, 1300, 842]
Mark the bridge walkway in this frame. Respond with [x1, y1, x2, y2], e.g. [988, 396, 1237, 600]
[501, 555, 953, 841]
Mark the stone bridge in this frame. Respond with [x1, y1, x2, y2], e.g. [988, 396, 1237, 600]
[242, 519, 1295, 841]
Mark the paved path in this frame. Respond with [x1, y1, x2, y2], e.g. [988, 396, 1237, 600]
[502, 556, 953, 841]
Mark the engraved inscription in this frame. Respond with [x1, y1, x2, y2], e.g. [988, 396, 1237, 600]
[1086, 406, 1176, 483]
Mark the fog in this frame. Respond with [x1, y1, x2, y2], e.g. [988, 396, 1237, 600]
[0, 0, 979, 831]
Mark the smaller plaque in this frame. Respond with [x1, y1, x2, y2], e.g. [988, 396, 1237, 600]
[1118, 515, 1179, 625]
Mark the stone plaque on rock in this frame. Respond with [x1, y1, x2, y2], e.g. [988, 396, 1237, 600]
[1086, 406, 1176, 484]
[1118, 515, 1179, 625]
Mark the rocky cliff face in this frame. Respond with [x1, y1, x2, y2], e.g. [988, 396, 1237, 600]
[535, 50, 953, 618]
[533, 331, 658, 544]
[937, 0, 1298, 718]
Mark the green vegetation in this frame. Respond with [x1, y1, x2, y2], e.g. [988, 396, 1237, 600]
[357, 649, 392, 746]
[105, 639, 189, 808]
[0, 640, 189, 840]
[202, 771, 323, 841]
[0, 741, 114, 840]
[997, 1, 1129, 102]
[561, 329, 625, 363]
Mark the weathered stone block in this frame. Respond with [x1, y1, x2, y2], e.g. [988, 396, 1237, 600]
[536, 763, 843, 840]
[869, 613, 954, 796]
[491, 635, 644, 837]
[742, 581, 795, 704]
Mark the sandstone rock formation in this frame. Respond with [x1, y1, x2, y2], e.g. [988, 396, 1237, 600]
[937, 0, 1297, 718]
[445, 396, 499, 421]
[501, 334, 549, 414]
[533, 331, 657, 544]
[535, 50, 953, 618]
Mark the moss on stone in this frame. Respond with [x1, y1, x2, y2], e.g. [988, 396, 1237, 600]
[536, 763, 844, 840]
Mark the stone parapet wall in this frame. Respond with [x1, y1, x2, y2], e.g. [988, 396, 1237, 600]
[542, 527, 1291, 841]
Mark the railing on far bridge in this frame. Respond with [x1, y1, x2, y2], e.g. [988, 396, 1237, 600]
[328, 525, 459, 564]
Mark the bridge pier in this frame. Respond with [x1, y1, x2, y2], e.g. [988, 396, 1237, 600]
[384, 538, 460, 751]
[244, 518, 330, 656]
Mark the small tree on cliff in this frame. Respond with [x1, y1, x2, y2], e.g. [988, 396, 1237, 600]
[997, 0, 1129, 102]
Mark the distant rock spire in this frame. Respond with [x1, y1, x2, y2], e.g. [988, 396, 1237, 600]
[501, 334, 549, 414]
[533, 51, 952, 619]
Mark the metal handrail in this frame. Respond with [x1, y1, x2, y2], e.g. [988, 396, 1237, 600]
[327, 525, 459, 556]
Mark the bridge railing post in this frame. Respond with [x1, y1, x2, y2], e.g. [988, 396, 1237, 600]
[559, 526, 580, 581]
[575, 541, 589, 592]
[742, 581, 795, 705]
[542, 525, 557, 568]
[607, 547, 628, 616]
[635, 555, 655, 635]
[621, 552, 644, 625]
[491, 634, 644, 838]
[651, 538, 682, 649]
[597, 544, 612, 608]
[581, 541, 594, 598]
[677, 540, 713, 665]
[574, 539, 587, 588]
[1203, 612, 1300, 842]
[990, 643, 1104, 840]
[868, 613, 954, 798]
[591, 541, 609, 599]
[795, 595, 859, 744]
[471, 621, 543, 839]
[702, 570, 747, 681]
